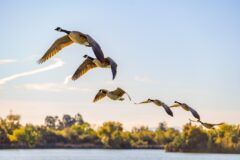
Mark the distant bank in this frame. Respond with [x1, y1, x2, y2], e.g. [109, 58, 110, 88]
[0, 112, 239, 153]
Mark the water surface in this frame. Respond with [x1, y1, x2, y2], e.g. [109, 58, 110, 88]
[0, 149, 239, 160]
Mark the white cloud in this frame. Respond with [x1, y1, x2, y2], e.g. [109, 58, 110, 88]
[105, 80, 118, 85]
[18, 75, 92, 92]
[134, 75, 154, 83]
[0, 59, 64, 85]
[20, 83, 91, 92]
[0, 59, 17, 64]
[22, 83, 63, 92]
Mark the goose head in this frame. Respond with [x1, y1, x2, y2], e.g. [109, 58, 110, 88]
[55, 27, 62, 32]
[83, 54, 88, 58]
[147, 98, 154, 102]
[99, 89, 108, 94]
[174, 101, 182, 105]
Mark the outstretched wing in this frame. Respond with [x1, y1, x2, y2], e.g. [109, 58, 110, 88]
[162, 103, 174, 117]
[38, 35, 73, 63]
[93, 90, 107, 103]
[213, 122, 225, 126]
[107, 57, 117, 80]
[111, 88, 132, 101]
[125, 92, 132, 101]
[72, 59, 97, 80]
[188, 106, 200, 120]
[135, 100, 151, 104]
[85, 35, 105, 62]
[170, 103, 181, 108]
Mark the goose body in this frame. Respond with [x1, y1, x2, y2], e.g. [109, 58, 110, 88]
[68, 31, 89, 45]
[107, 91, 123, 100]
[38, 27, 104, 64]
[92, 59, 111, 68]
[136, 99, 173, 117]
[93, 88, 131, 102]
[72, 55, 117, 80]
[170, 101, 200, 120]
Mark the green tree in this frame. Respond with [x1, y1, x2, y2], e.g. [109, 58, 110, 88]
[0, 112, 21, 134]
[156, 122, 167, 132]
[75, 113, 84, 125]
[38, 126, 66, 145]
[0, 126, 10, 145]
[62, 114, 76, 128]
[97, 121, 124, 148]
[11, 124, 40, 147]
[166, 124, 209, 152]
[63, 123, 100, 144]
[131, 126, 155, 146]
[45, 116, 58, 129]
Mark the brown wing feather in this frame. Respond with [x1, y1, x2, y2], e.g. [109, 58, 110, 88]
[38, 35, 73, 63]
[72, 59, 97, 80]
[85, 35, 105, 62]
[188, 107, 201, 120]
[107, 57, 117, 80]
[111, 88, 131, 101]
[162, 103, 174, 117]
[93, 91, 107, 102]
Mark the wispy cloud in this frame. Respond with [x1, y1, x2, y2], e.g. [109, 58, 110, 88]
[105, 80, 117, 85]
[18, 75, 91, 92]
[134, 75, 154, 84]
[0, 59, 17, 64]
[0, 59, 64, 85]
[22, 83, 64, 92]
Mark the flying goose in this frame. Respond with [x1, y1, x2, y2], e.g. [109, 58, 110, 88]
[170, 101, 200, 120]
[38, 27, 104, 64]
[135, 99, 173, 117]
[189, 119, 224, 129]
[72, 55, 117, 80]
[93, 88, 131, 102]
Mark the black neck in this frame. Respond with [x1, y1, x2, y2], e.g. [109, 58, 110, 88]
[87, 56, 94, 61]
[61, 29, 71, 34]
[57, 28, 71, 34]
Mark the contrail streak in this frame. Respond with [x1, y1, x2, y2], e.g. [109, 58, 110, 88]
[0, 59, 17, 64]
[0, 59, 64, 85]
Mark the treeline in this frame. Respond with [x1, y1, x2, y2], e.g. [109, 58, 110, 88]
[0, 113, 240, 153]
[0, 113, 178, 149]
[166, 123, 240, 153]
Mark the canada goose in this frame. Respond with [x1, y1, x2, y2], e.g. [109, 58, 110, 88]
[135, 99, 173, 117]
[170, 101, 200, 120]
[93, 88, 131, 102]
[72, 55, 117, 80]
[38, 27, 104, 64]
[189, 119, 224, 129]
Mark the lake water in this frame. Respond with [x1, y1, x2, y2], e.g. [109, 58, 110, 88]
[0, 149, 239, 160]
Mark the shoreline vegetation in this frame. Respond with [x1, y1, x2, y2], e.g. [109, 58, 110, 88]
[0, 112, 239, 153]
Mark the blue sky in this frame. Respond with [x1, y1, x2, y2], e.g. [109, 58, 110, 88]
[0, 0, 240, 129]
